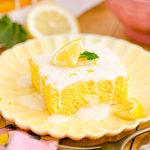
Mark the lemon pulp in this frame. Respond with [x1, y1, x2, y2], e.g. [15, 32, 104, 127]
[114, 98, 144, 120]
[26, 4, 79, 38]
[52, 39, 83, 67]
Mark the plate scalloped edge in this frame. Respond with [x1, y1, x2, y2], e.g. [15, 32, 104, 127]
[0, 34, 150, 140]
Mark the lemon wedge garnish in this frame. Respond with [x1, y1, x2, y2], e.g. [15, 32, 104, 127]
[26, 3, 79, 38]
[114, 98, 144, 120]
[52, 39, 83, 67]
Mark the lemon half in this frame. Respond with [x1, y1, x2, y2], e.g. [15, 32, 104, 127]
[26, 3, 79, 38]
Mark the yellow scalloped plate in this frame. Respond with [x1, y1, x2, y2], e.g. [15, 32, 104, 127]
[0, 34, 150, 140]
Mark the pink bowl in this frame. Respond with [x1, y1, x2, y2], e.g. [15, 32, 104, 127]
[106, 0, 150, 45]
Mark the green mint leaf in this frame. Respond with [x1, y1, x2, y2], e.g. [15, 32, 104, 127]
[79, 51, 99, 60]
[0, 15, 28, 48]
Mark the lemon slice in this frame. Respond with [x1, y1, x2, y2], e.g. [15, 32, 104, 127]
[114, 98, 144, 120]
[26, 3, 79, 38]
[52, 39, 83, 67]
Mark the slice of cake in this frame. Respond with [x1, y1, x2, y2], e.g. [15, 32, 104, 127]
[30, 39, 128, 115]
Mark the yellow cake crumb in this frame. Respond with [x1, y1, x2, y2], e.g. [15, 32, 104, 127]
[29, 59, 128, 115]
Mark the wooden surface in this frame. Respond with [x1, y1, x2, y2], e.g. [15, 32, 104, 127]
[60, 2, 150, 150]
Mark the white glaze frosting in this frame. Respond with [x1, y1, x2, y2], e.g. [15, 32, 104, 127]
[32, 43, 127, 91]
[48, 104, 111, 124]
[76, 104, 111, 120]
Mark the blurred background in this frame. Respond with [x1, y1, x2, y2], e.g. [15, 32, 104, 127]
[0, 0, 150, 51]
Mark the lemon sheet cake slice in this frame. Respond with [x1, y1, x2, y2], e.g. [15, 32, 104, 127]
[30, 39, 128, 115]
